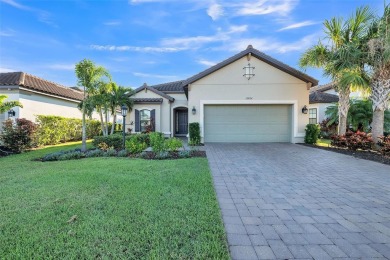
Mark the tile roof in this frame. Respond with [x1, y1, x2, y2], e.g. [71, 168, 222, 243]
[183, 45, 318, 92]
[151, 80, 185, 93]
[309, 82, 336, 93]
[309, 91, 339, 104]
[131, 98, 163, 104]
[0, 72, 83, 101]
[134, 83, 175, 101]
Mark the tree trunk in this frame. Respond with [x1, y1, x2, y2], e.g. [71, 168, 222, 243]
[81, 107, 87, 152]
[111, 113, 116, 135]
[338, 88, 350, 135]
[372, 109, 384, 144]
[104, 110, 109, 136]
[99, 110, 106, 136]
[370, 79, 390, 144]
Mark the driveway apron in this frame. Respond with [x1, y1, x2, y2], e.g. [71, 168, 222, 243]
[206, 143, 390, 260]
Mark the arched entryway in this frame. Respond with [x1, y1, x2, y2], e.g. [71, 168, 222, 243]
[173, 107, 188, 136]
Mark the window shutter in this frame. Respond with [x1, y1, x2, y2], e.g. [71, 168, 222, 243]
[151, 109, 155, 132]
[135, 109, 140, 132]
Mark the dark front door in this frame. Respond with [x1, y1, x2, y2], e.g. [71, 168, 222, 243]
[176, 110, 188, 135]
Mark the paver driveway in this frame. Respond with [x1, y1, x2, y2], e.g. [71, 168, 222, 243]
[206, 143, 390, 260]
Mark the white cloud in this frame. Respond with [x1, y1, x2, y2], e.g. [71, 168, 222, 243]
[0, 28, 15, 37]
[207, 2, 224, 20]
[0, 0, 31, 10]
[226, 33, 319, 53]
[90, 45, 184, 52]
[236, 0, 298, 16]
[0, 67, 16, 73]
[197, 59, 217, 67]
[47, 64, 75, 71]
[133, 72, 178, 80]
[278, 20, 318, 31]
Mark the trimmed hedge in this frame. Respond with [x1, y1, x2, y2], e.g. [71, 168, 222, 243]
[304, 124, 320, 144]
[189, 122, 201, 145]
[36, 115, 104, 145]
[92, 134, 150, 150]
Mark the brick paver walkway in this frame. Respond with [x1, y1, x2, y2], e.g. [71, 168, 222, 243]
[206, 143, 390, 260]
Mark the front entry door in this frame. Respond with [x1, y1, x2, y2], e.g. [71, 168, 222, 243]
[176, 110, 188, 135]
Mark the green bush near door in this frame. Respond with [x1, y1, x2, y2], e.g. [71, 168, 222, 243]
[305, 124, 320, 144]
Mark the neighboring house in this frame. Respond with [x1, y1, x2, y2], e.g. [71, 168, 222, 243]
[0, 72, 103, 128]
[127, 45, 318, 143]
[308, 82, 362, 124]
[309, 91, 339, 124]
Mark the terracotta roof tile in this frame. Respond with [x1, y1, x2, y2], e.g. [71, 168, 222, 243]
[0, 72, 84, 101]
[309, 91, 339, 104]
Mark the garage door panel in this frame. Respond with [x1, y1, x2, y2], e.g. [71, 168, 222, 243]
[204, 104, 291, 143]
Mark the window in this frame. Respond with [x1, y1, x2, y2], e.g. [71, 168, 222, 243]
[309, 108, 317, 124]
[140, 109, 151, 132]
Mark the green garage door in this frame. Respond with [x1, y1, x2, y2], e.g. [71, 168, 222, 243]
[204, 104, 292, 142]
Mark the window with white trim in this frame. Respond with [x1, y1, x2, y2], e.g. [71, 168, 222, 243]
[309, 108, 317, 124]
[140, 109, 151, 132]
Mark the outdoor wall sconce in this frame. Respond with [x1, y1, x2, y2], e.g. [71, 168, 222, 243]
[302, 105, 308, 114]
[192, 106, 196, 115]
[8, 109, 15, 118]
[243, 52, 255, 80]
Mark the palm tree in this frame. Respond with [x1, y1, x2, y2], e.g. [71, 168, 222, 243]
[0, 95, 22, 113]
[300, 6, 373, 135]
[108, 83, 134, 135]
[75, 59, 110, 151]
[333, 5, 390, 142]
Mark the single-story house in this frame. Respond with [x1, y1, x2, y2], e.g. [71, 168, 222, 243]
[0, 72, 104, 128]
[127, 45, 318, 143]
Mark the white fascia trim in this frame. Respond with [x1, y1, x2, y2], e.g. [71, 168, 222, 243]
[199, 100, 301, 140]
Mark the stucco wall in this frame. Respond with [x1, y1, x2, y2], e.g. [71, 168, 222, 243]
[0, 89, 20, 128]
[187, 56, 310, 143]
[127, 89, 173, 134]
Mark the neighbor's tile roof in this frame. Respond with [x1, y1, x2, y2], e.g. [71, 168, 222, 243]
[309, 91, 339, 104]
[184, 45, 318, 88]
[0, 72, 83, 101]
[131, 98, 163, 104]
[309, 82, 336, 93]
[151, 80, 185, 93]
[134, 83, 175, 101]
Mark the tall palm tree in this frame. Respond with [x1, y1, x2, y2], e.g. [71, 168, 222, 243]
[0, 95, 22, 114]
[109, 83, 134, 135]
[300, 6, 374, 135]
[75, 59, 110, 151]
[334, 4, 390, 142]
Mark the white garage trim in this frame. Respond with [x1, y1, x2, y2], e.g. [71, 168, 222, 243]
[199, 100, 304, 143]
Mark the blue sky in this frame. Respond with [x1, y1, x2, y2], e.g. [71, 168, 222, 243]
[0, 0, 384, 89]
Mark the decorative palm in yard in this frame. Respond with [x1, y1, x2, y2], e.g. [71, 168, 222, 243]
[333, 4, 390, 142]
[299, 6, 374, 135]
[75, 59, 110, 152]
[0, 95, 22, 113]
[109, 83, 134, 135]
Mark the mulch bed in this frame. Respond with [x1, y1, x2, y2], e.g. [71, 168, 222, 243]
[300, 143, 390, 166]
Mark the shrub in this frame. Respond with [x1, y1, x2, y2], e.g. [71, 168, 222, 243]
[117, 149, 129, 157]
[304, 124, 320, 144]
[104, 148, 117, 157]
[155, 151, 170, 160]
[165, 138, 183, 152]
[57, 151, 84, 161]
[35, 115, 102, 145]
[85, 149, 104, 158]
[189, 122, 201, 145]
[1, 118, 38, 153]
[319, 119, 337, 139]
[178, 150, 191, 158]
[42, 151, 68, 161]
[149, 132, 165, 153]
[331, 132, 374, 151]
[377, 136, 390, 156]
[126, 137, 147, 154]
[132, 134, 150, 146]
[93, 135, 123, 149]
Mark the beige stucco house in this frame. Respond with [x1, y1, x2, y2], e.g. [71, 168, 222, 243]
[127, 45, 318, 143]
[0, 72, 102, 128]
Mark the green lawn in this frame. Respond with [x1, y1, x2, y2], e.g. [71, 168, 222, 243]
[0, 142, 229, 259]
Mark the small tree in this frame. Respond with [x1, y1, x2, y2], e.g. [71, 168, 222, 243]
[0, 95, 22, 113]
